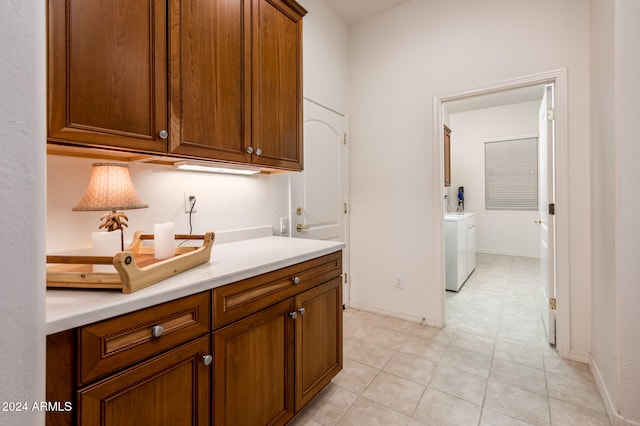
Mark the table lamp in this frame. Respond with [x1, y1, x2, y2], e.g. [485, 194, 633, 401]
[73, 162, 148, 251]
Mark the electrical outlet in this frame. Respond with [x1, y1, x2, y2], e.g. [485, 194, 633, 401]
[395, 274, 404, 289]
[184, 192, 197, 213]
[279, 217, 289, 234]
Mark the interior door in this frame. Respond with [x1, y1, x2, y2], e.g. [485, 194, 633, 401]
[291, 99, 349, 305]
[538, 84, 556, 345]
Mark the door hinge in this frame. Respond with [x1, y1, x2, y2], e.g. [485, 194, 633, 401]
[548, 203, 555, 215]
[547, 108, 555, 121]
[344, 202, 348, 214]
[343, 132, 347, 145]
[344, 273, 348, 284]
[549, 297, 557, 310]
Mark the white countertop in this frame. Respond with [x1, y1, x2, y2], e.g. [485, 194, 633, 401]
[46, 236, 345, 335]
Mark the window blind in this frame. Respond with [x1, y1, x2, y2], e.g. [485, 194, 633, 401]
[485, 137, 538, 211]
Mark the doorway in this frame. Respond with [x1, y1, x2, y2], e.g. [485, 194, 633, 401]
[433, 70, 569, 357]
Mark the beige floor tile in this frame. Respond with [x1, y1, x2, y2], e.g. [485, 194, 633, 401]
[490, 358, 547, 395]
[450, 330, 496, 355]
[382, 316, 423, 334]
[343, 338, 395, 369]
[480, 408, 536, 425]
[484, 380, 550, 425]
[493, 340, 544, 370]
[413, 388, 481, 426]
[362, 326, 411, 350]
[440, 345, 492, 378]
[543, 354, 595, 383]
[336, 397, 409, 426]
[497, 327, 547, 348]
[398, 335, 448, 362]
[428, 364, 488, 404]
[546, 372, 606, 413]
[294, 383, 358, 426]
[383, 352, 437, 386]
[411, 324, 454, 345]
[549, 398, 611, 426]
[361, 371, 425, 416]
[322, 257, 609, 425]
[332, 358, 380, 394]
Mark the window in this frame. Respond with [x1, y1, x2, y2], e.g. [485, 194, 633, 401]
[485, 137, 538, 211]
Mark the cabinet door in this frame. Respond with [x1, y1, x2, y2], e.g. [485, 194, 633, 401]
[251, 0, 306, 170]
[48, 0, 167, 153]
[78, 335, 211, 426]
[294, 278, 343, 409]
[167, 0, 252, 163]
[444, 125, 451, 186]
[213, 299, 295, 426]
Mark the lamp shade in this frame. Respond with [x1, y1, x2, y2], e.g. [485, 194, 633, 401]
[72, 163, 148, 211]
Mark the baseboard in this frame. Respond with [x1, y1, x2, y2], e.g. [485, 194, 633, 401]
[477, 249, 540, 258]
[348, 302, 435, 327]
[590, 355, 640, 426]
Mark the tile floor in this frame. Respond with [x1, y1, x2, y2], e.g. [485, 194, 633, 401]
[291, 253, 610, 426]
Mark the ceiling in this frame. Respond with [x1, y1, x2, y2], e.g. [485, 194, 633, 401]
[323, 0, 413, 23]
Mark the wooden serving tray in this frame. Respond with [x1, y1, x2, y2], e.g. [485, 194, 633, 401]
[46, 231, 215, 294]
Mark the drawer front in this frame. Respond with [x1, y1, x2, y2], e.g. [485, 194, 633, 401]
[79, 291, 210, 384]
[213, 251, 342, 329]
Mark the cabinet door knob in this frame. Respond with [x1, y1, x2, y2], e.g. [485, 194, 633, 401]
[158, 130, 168, 139]
[202, 355, 213, 366]
[297, 307, 306, 316]
[289, 312, 298, 320]
[296, 224, 310, 232]
[292, 276, 300, 285]
[151, 325, 164, 338]
[255, 148, 262, 156]
[246, 146, 254, 154]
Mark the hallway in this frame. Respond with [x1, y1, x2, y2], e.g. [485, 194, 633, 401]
[292, 254, 610, 425]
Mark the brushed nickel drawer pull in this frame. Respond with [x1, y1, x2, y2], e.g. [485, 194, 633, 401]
[151, 325, 164, 338]
[292, 276, 300, 285]
[202, 355, 213, 366]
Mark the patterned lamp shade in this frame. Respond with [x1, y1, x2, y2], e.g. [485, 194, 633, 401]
[73, 163, 148, 212]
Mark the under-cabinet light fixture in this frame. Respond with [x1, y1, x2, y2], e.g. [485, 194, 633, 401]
[174, 161, 260, 175]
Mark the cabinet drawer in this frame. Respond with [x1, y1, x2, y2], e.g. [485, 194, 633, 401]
[213, 251, 341, 329]
[79, 291, 210, 385]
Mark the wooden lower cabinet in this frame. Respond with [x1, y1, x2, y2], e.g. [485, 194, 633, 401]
[295, 277, 342, 409]
[213, 299, 296, 426]
[79, 335, 211, 426]
[46, 252, 343, 426]
[213, 279, 343, 425]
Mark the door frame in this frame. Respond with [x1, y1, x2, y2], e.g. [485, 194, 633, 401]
[432, 69, 570, 357]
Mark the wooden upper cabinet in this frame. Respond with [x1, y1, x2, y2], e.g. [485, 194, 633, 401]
[168, 0, 251, 163]
[444, 125, 451, 187]
[47, 0, 306, 171]
[47, 0, 168, 153]
[252, 0, 306, 170]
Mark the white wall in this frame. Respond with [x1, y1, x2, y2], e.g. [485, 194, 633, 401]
[0, 1, 46, 425]
[589, 0, 618, 420]
[299, 0, 349, 111]
[47, 156, 289, 251]
[449, 101, 541, 258]
[348, 0, 592, 357]
[591, 0, 640, 423]
[616, 1, 640, 422]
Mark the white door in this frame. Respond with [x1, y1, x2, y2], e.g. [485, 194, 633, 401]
[292, 98, 350, 305]
[538, 85, 556, 345]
